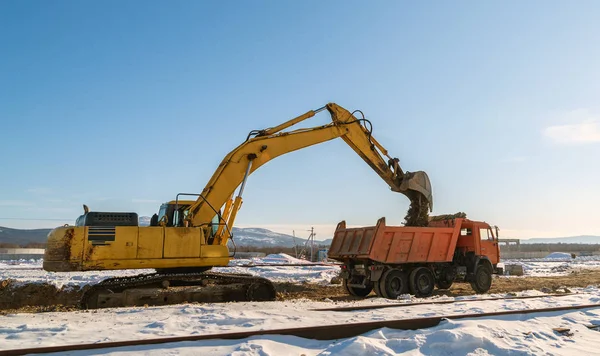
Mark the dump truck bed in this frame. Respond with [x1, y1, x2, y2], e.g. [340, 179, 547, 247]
[327, 217, 463, 264]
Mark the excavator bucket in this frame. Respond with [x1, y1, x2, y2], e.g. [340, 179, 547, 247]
[397, 170, 433, 211]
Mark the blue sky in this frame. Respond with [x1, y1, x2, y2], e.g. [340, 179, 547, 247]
[1, 1, 599, 239]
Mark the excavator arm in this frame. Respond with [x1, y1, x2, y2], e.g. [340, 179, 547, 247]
[186, 103, 433, 244]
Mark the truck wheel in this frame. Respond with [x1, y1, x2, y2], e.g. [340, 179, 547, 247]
[374, 279, 385, 297]
[435, 269, 454, 290]
[470, 264, 492, 294]
[380, 269, 408, 299]
[436, 278, 453, 290]
[343, 279, 373, 297]
[409, 267, 435, 297]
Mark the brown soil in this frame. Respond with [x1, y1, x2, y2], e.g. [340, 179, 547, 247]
[0, 279, 84, 314]
[276, 269, 600, 302]
[1, 270, 599, 314]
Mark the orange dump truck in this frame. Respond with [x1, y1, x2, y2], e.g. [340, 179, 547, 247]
[327, 217, 502, 299]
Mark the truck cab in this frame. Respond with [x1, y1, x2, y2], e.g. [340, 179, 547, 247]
[458, 220, 500, 266]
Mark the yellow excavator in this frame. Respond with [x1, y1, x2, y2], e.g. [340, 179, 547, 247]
[43, 102, 433, 308]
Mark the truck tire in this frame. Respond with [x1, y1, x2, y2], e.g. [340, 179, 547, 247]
[435, 269, 454, 290]
[343, 279, 373, 297]
[380, 268, 408, 299]
[374, 279, 385, 297]
[470, 264, 492, 294]
[409, 267, 435, 297]
[435, 278, 453, 290]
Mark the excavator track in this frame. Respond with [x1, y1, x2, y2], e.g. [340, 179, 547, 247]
[79, 271, 277, 309]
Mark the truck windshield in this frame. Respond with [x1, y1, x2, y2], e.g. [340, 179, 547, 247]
[480, 227, 494, 240]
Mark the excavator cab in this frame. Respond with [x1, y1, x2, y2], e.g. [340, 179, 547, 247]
[151, 200, 195, 227]
[151, 200, 221, 238]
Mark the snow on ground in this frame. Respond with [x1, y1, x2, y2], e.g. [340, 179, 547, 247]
[0, 258, 43, 268]
[38, 314, 600, 356]
[2, 254, 600, 354]
[3, 253, 600, 287]
[0, 254, 340, 288]
[546, 252, 575, 259]
[501, 254, 600, 277]
[1, 286, 599, 354]
[229, 252, 316, 265]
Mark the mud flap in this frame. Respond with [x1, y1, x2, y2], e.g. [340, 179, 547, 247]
[369, 265, 385, 282]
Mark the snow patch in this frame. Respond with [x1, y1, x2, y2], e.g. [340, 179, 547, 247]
[0, 253, 340, 287]
[545, 252, 574, 259]
[1, 293, 600, 354]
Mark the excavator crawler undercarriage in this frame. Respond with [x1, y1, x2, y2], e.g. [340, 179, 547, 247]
[80, 271, 277, 309]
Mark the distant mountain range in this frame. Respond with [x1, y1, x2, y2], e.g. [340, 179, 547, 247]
[2, 218, 600, 247]
[0, 217, 328, 248]
[520, 235, 600, 244]
[0, 226, 54, 246]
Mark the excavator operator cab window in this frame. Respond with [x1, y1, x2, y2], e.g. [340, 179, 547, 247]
[157, 204, 168, 224]
[211, 214, 219, 236]
[172, 208, 190, 227]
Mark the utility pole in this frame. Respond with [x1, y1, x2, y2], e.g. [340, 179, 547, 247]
[298, 226, 317, 262]
[311, 227, 315, 261]
[307, 227, 316, 262]
[292, 230, 298, 258]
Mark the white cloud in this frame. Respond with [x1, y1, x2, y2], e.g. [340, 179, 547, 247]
[26, 187, 54, 195]
[0, 200, 34, 207]
[543, 109, 600, 144]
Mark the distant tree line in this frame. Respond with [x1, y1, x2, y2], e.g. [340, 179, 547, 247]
[501, 243, 600, 253]
[233, 244, 330, 256]
[0, 242, 47, 248]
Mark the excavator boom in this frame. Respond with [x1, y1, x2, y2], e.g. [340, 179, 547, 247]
[187, 103, 433, 244]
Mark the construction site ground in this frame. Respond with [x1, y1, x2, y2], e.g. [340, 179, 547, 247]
[1, 269, 599, 314]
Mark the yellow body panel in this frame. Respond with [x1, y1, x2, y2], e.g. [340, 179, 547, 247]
[164, 227, 202, 258]
[69, 228, 86, 262]
[81, 254, 230, 270]
[47, 227, 85, 259]
[137, 227, 164, 259]
[86, 227, 138, 261]
[43, 226, 230, 272]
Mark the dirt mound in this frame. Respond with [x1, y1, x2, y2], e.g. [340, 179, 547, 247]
[0, 279, 84, 312]
[429, 212, 468, 221]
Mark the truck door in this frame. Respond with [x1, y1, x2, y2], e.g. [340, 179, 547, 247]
[478, 226, 499, 264]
